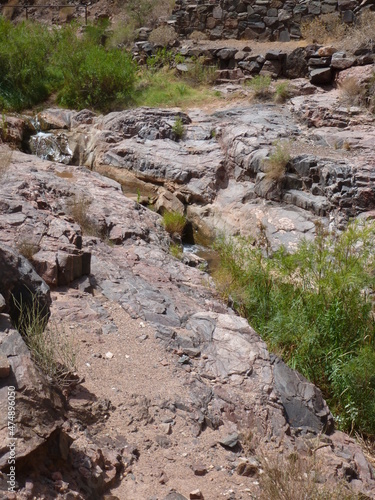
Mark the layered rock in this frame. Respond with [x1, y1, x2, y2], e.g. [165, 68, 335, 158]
[0, 143, 374, 496]
[169, 0, 366, 42]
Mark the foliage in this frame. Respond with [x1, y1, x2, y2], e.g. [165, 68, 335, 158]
[133, 68, 215, 108]
[170, 242, 183, 259]
[263, 141, 291, 181]
[0, 19, 136, 112]
[247, 74, 272, 100]
[214, 221, 375, 435]
[52, 24, 136, 110]
[14, 293, 77, 387]
[146, 48, 175, 70]
[183, 56, 217, 86]
[125, 0, 175, 28]
[172, 116, 185, 140]
[0, 18, 53, 110]
[274, 81, 291, 103]
[162, 211, 186, 237]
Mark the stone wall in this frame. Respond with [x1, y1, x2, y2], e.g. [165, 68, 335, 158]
[170, 0, 359, 41]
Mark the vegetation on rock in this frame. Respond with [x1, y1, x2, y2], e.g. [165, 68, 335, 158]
[162, 211, 186, 237]
[214, 221, 375, 435]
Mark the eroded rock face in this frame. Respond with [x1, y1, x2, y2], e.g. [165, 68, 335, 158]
[0, 244, 51, 325]
[0, 314, 66, 469]
[2, 91, 375, 496]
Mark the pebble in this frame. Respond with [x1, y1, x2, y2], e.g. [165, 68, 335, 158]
[105, 352, 114, 359]
[189, 490, 204, 500]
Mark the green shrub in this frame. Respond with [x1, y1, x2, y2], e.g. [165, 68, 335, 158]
[53, 27, 136, 110]
[172, 116, 185, 140]
[247, 74, 272, 100]
[162, 211, 186, 237]
[274, 81, 291, 103]
[0, 18, 53, 110]
[214, 220, 375, 435]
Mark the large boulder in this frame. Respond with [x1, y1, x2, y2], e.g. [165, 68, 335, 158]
[0, 244, 51, 327]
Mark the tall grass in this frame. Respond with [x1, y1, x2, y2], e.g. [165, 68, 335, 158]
[14, 293, 77, 387]
[215, 221, 375, 435]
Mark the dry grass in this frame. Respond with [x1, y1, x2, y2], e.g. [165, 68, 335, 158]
[342, 11, 375, 53]
[301, 11, 375, 54]
[264, 141, 291, 181]
[149, 25, 177, 46]
[0, 149, 12, 179]
[248, 75, 272, 101]
[55, 170, 74, 179]
[17, 240, 40, 261]
[67, 194, 104, 238]
[338, 77, 365, 106]
[301, 13, 346, 44]
[257, 451, 357, 500]
[354, 433, 375, 471]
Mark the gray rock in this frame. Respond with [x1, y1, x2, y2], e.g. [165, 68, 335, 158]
[0, 244, 51, 327]
[219, 433, 239, 448]
[310, 67, 333, 84]
[164, 493, 188, 500]
[273, 357, 334, 433]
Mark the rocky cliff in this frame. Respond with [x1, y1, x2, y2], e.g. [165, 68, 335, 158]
[0, 59, 375, 497]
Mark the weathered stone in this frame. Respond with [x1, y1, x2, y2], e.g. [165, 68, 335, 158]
[0, 354, 10, 378]
[219, 433, 239, 448]
[331, 52, 355, 70]
[273, 358, 334, 432]
[0, 244, 51, 326]
[310, 67, 333, 84]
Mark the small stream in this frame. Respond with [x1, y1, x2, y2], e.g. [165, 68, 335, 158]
[26, 119, 220, 273]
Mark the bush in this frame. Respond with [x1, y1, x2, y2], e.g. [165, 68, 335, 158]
[162, 211, 186, 237]
[0, 18, 53, 110]
[301, 13, 346, 44]
[214, 220, 375, 435]
[274, 81, 291, 103]
[263, 141, 291, 181]
[247, 75, 272, 100]
[338, 77, 365, 106]
[53, 28, 136, 110]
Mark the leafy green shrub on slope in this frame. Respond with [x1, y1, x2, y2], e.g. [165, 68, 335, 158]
[215, 221, 375, 435]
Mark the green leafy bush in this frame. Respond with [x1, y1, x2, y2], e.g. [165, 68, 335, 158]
[0, 18, 53, 110]
[215, 221, 375, 435]
[263, 141, 291, 182]
[0, 20, 136, 112]
[56, 44, 136, 110]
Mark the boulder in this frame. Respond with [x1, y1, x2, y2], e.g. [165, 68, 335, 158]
[310, 67, 333, 85]
[0, 244, 51, 326]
